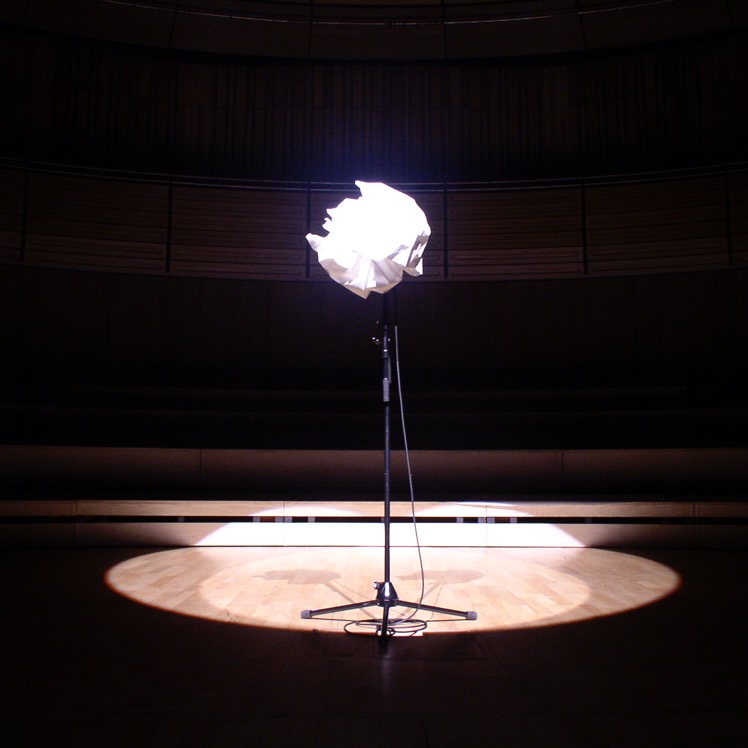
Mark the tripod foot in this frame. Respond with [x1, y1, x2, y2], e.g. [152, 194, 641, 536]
[300, 610, 312, 619]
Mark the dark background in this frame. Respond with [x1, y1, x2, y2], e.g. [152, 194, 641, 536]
[2, 1, 747, 450]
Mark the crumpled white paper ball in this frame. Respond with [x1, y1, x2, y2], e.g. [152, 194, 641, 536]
[306, 181, 430, 299]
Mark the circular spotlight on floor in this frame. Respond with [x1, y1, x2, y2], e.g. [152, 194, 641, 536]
[106, 545, 680, 633]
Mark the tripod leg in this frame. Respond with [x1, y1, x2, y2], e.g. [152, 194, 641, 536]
[301, 599, 380, 619]
[379, 601, 392, 637]
[395, 599, 478, 620]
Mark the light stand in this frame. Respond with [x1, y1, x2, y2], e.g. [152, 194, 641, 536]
[301, 301, 477, 639]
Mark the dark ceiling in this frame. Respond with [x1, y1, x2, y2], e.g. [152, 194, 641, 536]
[2, 0, 746, 60]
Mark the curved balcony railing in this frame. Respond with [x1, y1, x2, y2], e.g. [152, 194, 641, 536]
[2, 159, 746, 283]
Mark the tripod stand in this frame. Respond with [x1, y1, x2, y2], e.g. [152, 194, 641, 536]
[301, 315, 477, 639]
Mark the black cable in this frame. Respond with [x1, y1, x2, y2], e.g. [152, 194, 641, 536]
[391, 324, 427, 629]
[343, 618, 427, 637]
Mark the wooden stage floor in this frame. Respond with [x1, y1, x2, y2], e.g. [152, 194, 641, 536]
[104, 546, 681, 634]
[3, 544, 748, 747]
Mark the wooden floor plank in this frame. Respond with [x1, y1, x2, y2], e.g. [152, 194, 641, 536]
[105, 545, 680, 634]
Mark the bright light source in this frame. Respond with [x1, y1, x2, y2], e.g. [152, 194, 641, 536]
[306, 181, 430, 298]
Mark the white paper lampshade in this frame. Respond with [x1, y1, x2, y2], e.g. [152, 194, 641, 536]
[306, 181, 430, 299]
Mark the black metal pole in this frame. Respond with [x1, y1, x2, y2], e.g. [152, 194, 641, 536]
[382, 322, 391, 586]
[300, 291, 477, 636]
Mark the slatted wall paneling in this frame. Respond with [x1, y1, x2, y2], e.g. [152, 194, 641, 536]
[0, 167, 23, 263]
[447, 188, 584, 279]
[730, 171, 748, 267]
[4, 167, 747, 281]
[586, 176, 729, 275]
[171, 186, 307, 280]
[24, 173, 169, 273]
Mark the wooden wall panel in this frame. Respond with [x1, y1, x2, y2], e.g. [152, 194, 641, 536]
[586, 176, 730, 275]
[6, 166, 747, 285]
[171, 186, 307, 280]
[24, 173, 168, 273]
[0, 167, 23, 263]
[3, 448, 748, 548]
[730, 172, 748, 267]
[447, 188, 584, 279]
[735, 235, 748, 268]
